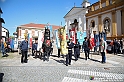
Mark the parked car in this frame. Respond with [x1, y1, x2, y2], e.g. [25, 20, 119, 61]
[106, 40, 113, 53]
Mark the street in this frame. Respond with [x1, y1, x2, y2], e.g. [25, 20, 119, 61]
[0, 46, 124, 82]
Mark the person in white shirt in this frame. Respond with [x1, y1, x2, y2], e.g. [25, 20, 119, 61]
[100, 38, 107, 63]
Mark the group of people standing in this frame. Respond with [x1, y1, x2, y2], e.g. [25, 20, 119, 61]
[110, 39, 124, 54]
[65, 36, 107, 66]
[19, 37, 54, 63]
[19, 36, 124, 65]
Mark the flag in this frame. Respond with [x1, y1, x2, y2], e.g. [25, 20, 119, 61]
[55, 30, 60, 48]
[59, 27, 68, 55]
[69, 28, 76, 44]
[37, 31, 44, 51]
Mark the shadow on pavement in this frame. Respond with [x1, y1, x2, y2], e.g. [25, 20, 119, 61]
[116, 54, 124, 57]
[78, 57, 86, 60]
[50, 54, 58, 58]
[53, 59, 65, 65]
[90, 58, 101, 63]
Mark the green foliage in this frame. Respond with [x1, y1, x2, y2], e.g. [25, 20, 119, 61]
[9, 36, 14, 39]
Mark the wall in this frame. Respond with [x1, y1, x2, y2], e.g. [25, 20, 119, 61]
[116, 10, 122, 36]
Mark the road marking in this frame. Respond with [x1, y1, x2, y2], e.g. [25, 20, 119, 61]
[68, 69, 124, 79]
[62, 77, 87, 82]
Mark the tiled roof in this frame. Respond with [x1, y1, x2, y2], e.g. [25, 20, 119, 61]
[19, 23, 61, 30]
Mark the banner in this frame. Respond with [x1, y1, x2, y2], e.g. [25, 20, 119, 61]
[77, 31, 86, 45]
[69, 27, 76, 44]
[94, 34, 99, 47]
[37, 31, 44, 51]
[59, 27, 68, 55]
[55, 30, 60, 49]
[47, 25, 53, 38]
[10, 39, 14, 49]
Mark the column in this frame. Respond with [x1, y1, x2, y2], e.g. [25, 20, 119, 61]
[65, 20, 68, 32]
[78, 15, 82, 31]
[122, 8, 124, 34]
[116, 10, 121, 35]
[98, 15, 102, 32]
[112, 11, 117, 36]
[86, 18, 88, 32]
[99, 1, 102, 8]
[91, 6, 94, 11]
[68, 20, 71, 29]
[106, 0, 109, 6]
[83, 15, 86, 32]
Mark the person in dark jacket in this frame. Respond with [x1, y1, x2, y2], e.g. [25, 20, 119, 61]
[20, 38, 28, 63]
[74, 39, 80, 61]
[83, 37, 90, 60]
[113, 39, 118, 55]
[120, 39, 123, 53]
[32, 41, 34, 56]
[33, 40, 38, 58]
[66, 38, 74, 66]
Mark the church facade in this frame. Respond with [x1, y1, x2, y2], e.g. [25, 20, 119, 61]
[64, 0, 90, 33]
[86, 0, 124, 39]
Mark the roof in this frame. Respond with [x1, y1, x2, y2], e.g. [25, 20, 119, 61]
[0, 8, 3, 14]
[64, 7, 83, 18]
[18, 23, 61, 30]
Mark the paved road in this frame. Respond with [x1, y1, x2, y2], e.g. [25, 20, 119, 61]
[0, 46, 124, 82]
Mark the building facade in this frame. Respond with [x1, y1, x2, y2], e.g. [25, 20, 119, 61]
[2, 27, 9, 42]
[64, 0, 90, 33]
[0, 8, 5, 41]
[16, 23, 61, 41]
[86, 0, 124, 39]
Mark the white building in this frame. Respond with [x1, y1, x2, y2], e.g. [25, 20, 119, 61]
[16, 23, 61, 41]
[64, 0, 90, 32]
[2, 27, 9, 42]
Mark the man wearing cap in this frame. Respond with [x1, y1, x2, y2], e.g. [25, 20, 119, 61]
[83, 37, 90, 60]
[20, 38, 28, 63]
[66, 38, 74, 66]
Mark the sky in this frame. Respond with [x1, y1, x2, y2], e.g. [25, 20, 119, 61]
[0, 0, 98, 36]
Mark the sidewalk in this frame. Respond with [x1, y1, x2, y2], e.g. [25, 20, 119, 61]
[0, 50, 124, 67]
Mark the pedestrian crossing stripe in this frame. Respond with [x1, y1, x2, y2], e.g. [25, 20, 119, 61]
[68, 69, 124, 79]
[62, 77, 87, 82]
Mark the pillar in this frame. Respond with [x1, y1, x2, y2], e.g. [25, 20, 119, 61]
[91, 6, 94, 11]
[106, 0, 109, 6]
[112, 11, 117, 36]
[122, 8, 124, 34]
[99, 1, 102, 8]
[98, 15, 102, 32]
[83, 15, 86, 32]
